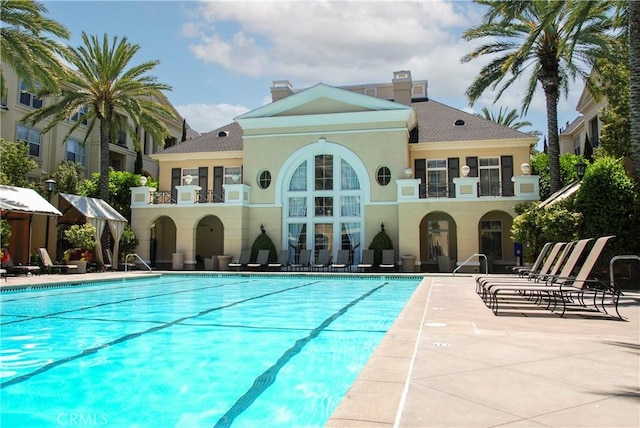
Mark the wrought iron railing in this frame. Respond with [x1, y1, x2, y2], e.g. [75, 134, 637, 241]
[152, 190, 224, 205]
[419, 183, 454, 199]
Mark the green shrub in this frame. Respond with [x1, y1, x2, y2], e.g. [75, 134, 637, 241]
[0, 219, 11, 247]
[368, 225, 393, 267]
[251, 230, 277, 263]
[119, 225, 139, 260]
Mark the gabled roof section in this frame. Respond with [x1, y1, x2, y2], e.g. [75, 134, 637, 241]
[412, 99, 535, 143]
[236, 83, 412, 120]
[155, 122, 242, 155]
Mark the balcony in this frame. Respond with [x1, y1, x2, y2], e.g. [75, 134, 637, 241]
[132, 183, 248, 207]
[400, 176, 539, 201]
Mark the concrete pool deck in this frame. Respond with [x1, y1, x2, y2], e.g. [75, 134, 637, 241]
[2, 272, 638, 427]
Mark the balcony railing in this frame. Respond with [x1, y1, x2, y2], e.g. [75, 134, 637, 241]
[478, 181, 503, 197]
[419, 183, 454, 199]
[152, 190, 225, 205]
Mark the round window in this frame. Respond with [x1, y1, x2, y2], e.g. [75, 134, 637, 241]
[376, 166, 391, 186]
[258, 170, 272, 189]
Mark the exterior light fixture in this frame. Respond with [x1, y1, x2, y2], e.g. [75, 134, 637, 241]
[404, 167, 413, 178]
[461, 165, 470, 177]
[184, 175, 193, 185]
[520, 163, 531, 175]
[575, 161, 586, 180]
[139, 176, 148, 186]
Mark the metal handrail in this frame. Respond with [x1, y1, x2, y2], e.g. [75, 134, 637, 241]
[453, 253, 487, 275]
[125, 253, 153, 272]
[609, 255, 640, 287]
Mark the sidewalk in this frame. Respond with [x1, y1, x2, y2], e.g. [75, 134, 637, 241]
[328, 275, 640, 427]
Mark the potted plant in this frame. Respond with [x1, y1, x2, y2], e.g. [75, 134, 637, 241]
[63, 223, 96, 273]
[368, 223, 393, 270]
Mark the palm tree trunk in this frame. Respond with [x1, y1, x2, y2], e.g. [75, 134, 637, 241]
[543, 82, 561, 193]
[99, 119, 110, 203]
[630, 0, 640, 184]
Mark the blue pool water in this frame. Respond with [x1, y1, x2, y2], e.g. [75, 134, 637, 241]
[0, 274, 419, 427]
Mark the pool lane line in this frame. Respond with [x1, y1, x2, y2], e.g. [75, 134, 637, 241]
[0, 281, 320, 389]
[213, 282, 389, 428]
[0, 278, 255, 326]
[0, 276, 212, 303]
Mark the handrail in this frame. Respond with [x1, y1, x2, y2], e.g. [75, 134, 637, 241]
[453, 253, 488, 275]
[609, 255, 640, 287]
[125, 253, 153, 272]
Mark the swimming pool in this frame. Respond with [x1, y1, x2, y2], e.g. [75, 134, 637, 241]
[0, 274, 420, 427]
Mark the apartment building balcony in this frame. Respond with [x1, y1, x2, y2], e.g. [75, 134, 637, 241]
[131, 183, 250, 207]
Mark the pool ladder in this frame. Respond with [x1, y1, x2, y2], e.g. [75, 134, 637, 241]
[125, 253, 153, 272]
[453, 253, 488, 275]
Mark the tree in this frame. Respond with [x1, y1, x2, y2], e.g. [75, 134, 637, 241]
[462, 0, 618, 194]
[0, 0, 70, 90]
[629, 0, 640, 183]
[181, 118, 187, 142]
[79, 169, 142, 222]
[51, 160, 84, 195]
[0, 139, 38, 187]
[477, 106, 532, 130]
[530, 152, 586, 200]
[23, 32, 176, 203]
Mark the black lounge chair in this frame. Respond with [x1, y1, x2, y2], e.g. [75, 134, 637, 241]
[357, 249, 374, 272]
[247, 250, 270, 271]
[268, 250, 291, 271]
[311, 249, 331, 272]
[331, 249, 350, 272]
[37, 248, 78, 274]
[1, 248, 41, 276]
[379, 249, 395, 272]
[229, 250, 251, 271]
[290, 249, 311, 271]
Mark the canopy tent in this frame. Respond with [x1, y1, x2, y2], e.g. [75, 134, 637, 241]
[537, 181, 581, 209]
[57, 193, 128, 269]
[0, 185, 62, 264]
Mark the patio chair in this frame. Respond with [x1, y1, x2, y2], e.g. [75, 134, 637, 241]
[512, 241, 554, 277]
[311, 249, 331, 272]
[475, 241, 568, 294]
[487, 236, 616, 317]
[379, 249, 395, 272]
[290, 249, 311, 271]
[37, 248, 78, 274]
[268, 250, 291, 271]
[247, 249, 270, 271]
[229, 250, 251, 271]
[331, 249, 351, 272]
[1, 248, 41, 276]
[357, 249, 374, 272]
[0, 268, 7, 281]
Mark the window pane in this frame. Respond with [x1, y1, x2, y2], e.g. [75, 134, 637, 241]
[315, 154, 333, 190]
[376, 166, 391, 186]
[341, 196, 360, 217]
[340, 159, 359, 190]
[288, 197, 306, 217]
[289, 161, 307, 191]
[314, 197, 333, 216]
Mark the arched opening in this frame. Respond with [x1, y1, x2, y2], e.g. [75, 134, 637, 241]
[419, 212, 457, 272]
[151, 216, 176, 270]
[478, 210, 514, 273]
[279, 139, 368, 265]
[195, 215, 224, 269]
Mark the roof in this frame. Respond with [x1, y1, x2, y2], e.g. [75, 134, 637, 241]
[58, 193, 127, 224]
[537, 181, 581, 208]
[411, 99, 534, 143]
[0, 185, 62, 219]
[157, 122, 243, 155]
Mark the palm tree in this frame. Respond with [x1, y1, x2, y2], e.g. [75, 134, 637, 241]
[630, 1, 640, 184]
[461, 0, 618, 193]
[477, 106, 533, 130]
[0, 0, 70, 90]
[23, 32, 176, 202]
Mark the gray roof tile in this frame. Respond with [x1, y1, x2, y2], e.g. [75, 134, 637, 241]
[158, 122, 243, 154]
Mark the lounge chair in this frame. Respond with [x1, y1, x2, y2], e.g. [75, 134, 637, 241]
[0, 268, 7, 281]
[475, 241, 568, 294]
[229, 250, 251, 271]
[290, 249, 311, 271]
[487, 236, 616, 317]
[331, 249, 351, 272]
[379, 249, 395, 271]
[1, 248, 41, 276]
[311, 249, 331, 272]
[357, 249, 374, 272]
[37, 248, 78, 274]
[268, 250, 291, 271]
[247, 250, 270, 271]
[512, 241, 554, 277]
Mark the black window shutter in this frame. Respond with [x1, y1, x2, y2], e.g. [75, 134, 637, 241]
[501, 155, 514, 196]
[213, 166, 224, 203]
[198, 167, 209, 202]
[171, 168, 181, 202]
[447, 157, 459, 197]
[414, 159, 426, 184]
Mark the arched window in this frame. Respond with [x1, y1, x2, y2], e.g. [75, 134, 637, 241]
[284, 144, 364, 264]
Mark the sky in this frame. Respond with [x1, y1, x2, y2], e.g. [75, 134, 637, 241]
[42, 0, 586, 149]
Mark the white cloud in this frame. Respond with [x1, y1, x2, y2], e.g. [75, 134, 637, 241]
[175, 103, 250, 133]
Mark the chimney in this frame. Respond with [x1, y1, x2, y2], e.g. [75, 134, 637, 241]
[392, 70, 412, 105]
[271, 80, 293, 102]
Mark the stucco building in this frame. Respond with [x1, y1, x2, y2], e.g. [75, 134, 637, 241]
[131, 71, 540, 273]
